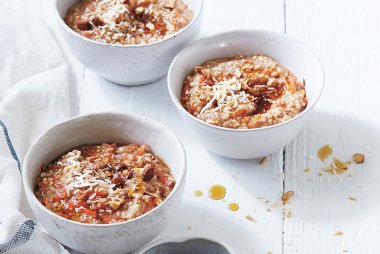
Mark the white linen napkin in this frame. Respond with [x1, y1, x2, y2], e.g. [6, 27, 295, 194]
[0, 3, 71, 254]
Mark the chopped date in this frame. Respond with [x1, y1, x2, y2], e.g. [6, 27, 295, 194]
[143, 167, 155, 181]
[92, 17, 105, 26]
[76, 20, 92, 31]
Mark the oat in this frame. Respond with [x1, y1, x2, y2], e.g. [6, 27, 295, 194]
[282, 191, 294, 205]
[352, 153, 365, 163]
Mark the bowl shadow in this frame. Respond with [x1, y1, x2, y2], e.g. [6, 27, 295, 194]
[284, 110, 380, 222]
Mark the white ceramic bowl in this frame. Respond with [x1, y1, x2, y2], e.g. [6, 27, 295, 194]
[168, 30, 324, 159]
[23, 113, 186, 254]
[54, 0, 203, 85]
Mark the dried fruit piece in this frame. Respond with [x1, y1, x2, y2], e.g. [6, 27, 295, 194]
[92, 17, 105, 26]
[143, 167, 155, 181]
[352, 153, 365, 163]
[76, 20, 92, 30]
[282, 190, 294, 205]
[194, 66, 203, 73]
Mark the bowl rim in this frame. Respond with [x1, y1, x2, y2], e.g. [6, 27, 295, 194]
[167, 29, 325, 133]
[53, 0, 204, 48]
[22, 112, 186, 228]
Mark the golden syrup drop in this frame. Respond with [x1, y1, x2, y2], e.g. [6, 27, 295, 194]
[228, 203, 239, 211]
[194, 190, 203, 197]
[317, 145, 333, 161]
[208, 185, 226, 200]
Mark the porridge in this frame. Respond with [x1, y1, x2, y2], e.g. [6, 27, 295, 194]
[35, 143, 175, 224]
[181, 55, 308, 129]
[64, 0, 193, 45]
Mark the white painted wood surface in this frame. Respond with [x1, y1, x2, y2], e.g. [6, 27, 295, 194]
[47, 0, 380, 253]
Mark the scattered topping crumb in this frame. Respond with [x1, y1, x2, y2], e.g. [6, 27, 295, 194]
[304, 167, 310, 173]
[286, 210, 292, 218]
[323, 158, 351, 175]
[259, 157, 268, 166]
[282, 191, 294, 205]
[245, 214, 257, 222]
[333, 231, 344, 236]
[318, 145, 333, 162]
[348, 196, 358, 201]
[187, 225, 192, 231]
[352, 153, 365, 164]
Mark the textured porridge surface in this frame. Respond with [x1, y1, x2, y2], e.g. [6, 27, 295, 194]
[64, 0, 193, 45]
[35, 143, 175, 224]
[181, 55, 308, 129]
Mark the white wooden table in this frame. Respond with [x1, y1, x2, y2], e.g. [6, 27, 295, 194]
[54, 0, 380, 253]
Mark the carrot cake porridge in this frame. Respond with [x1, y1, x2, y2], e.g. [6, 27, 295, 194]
[64, 0, 193, 45]
[35, 143, 175, 224]
[181, 55, 308, 129]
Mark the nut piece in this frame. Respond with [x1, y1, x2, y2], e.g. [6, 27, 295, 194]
[282, 190, 294, 205]
[146, 23, 155, 31]
[163, 0, 177, 9]
[352, 153, 365, 163]
[110, 201, 121, 210]
[134, 7, 144, 15]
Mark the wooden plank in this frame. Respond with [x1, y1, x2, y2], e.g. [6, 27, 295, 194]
[79, 1, 285, 253]
[284, 0, 380, 253]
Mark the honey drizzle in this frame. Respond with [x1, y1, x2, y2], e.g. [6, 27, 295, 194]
[208, 185, 226, 200]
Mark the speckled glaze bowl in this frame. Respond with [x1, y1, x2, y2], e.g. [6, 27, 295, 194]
[168, 30, 324, 159]
[22, 113, 186, 254]
[54, 0, 203, 85]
